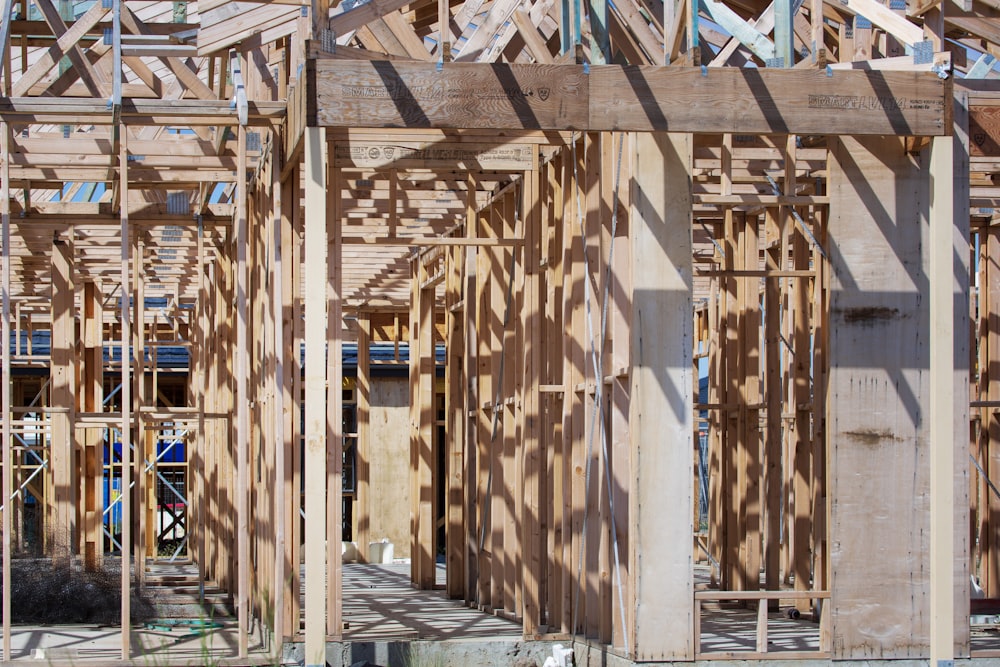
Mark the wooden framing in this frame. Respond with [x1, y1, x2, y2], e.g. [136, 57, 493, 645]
[0, 0, 991, 663]
[303, 126, 328, 667]
[629, 131, 694, 659]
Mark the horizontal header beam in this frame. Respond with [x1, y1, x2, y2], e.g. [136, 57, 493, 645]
[0, 98, 284, 126]
[309, 61, 952, 136]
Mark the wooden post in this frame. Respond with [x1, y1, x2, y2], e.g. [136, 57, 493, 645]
[82, 281, 104, 571]
[567, 136, 586, 633]
[413, 258, 436, 590]
[1, 119, 11, 662]
[194, 217, 207, 606]
[326, 161, 343, 638]
[928, 93, 971, 661]
[629, 131, 693, 660]
[929, 120, 955, 667]
[583, 133, 601, 638]
[50, 226, 74, 562]
[476, 202, 493, 608]
[119, 123, 131, 660]
[303, 126, 328, 667]
[133, 233, 146, 589]
[489, 204, 505, 608]
[764, 206, 783, 604]
[270, 135, 287, 652]
[503, 190, 518, 617]
[464, 173, 479, 602]
[357, 313, 371, 561]
[791, 221, 811, 610]
[522, 157, 543, 636]
[546, 154, 567, 633]
[235, 123, 250, 659]
[445, 236, 465, 596]
[742, 212, 761, 593]
[827, 135, 932, 659]
[437, 0, 451, 61]
[286, 163, 303, 635]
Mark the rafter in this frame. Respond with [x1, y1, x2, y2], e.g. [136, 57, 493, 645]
[17, 0, 110, 98]
[120, 5, 217, 100]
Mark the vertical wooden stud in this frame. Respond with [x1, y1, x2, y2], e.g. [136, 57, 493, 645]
[303, 127, 328, 667]
[1, 120, 11, 662]
[119, 123, 131, 660]
[327, 161, 344, 637]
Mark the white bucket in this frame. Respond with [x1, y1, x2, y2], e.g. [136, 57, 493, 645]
[368, 540, 394, 564]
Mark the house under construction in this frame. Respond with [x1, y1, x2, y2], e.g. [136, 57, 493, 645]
[0, 0, 996, 664]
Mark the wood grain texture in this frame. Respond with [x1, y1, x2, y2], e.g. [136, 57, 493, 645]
[970, 106, 1000, 157]
[827, 135, 930, 660]
[332, 141, 534, 170]
[629, 132, 694, 660]
[589, 66, 950, 135]
[310, 62, 951, 135]
[311, 61, 589, 129]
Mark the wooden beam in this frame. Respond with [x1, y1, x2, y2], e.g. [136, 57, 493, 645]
[32, 0, 109, 98]
[455, 0, 521, 61]
[702, 0, 776, 62]
[512, 8, 555, 64]
[10, 1, 109, 97]
[836, 0, 925, 46]
[303, 126, 328, 667]
[328, 0, 415, 38]
[309, 61, 951, 135]
[629, 131, 694, 660]
[0, 98, 284, 126]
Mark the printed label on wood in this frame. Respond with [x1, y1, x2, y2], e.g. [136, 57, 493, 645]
[970, 106, 1000, 157]
[332, 142, 534, 169]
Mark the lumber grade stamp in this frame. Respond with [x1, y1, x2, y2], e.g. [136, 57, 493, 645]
[332, 141, 535, 169]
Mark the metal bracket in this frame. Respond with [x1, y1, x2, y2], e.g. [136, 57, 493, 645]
[912, 40, 933, 65]
[319, 29, 336, 54]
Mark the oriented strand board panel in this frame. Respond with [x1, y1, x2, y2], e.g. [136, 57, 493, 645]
[827, 135, 930, 659]
[368, 376, 413, 559]
[309, 62, 951, 135]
